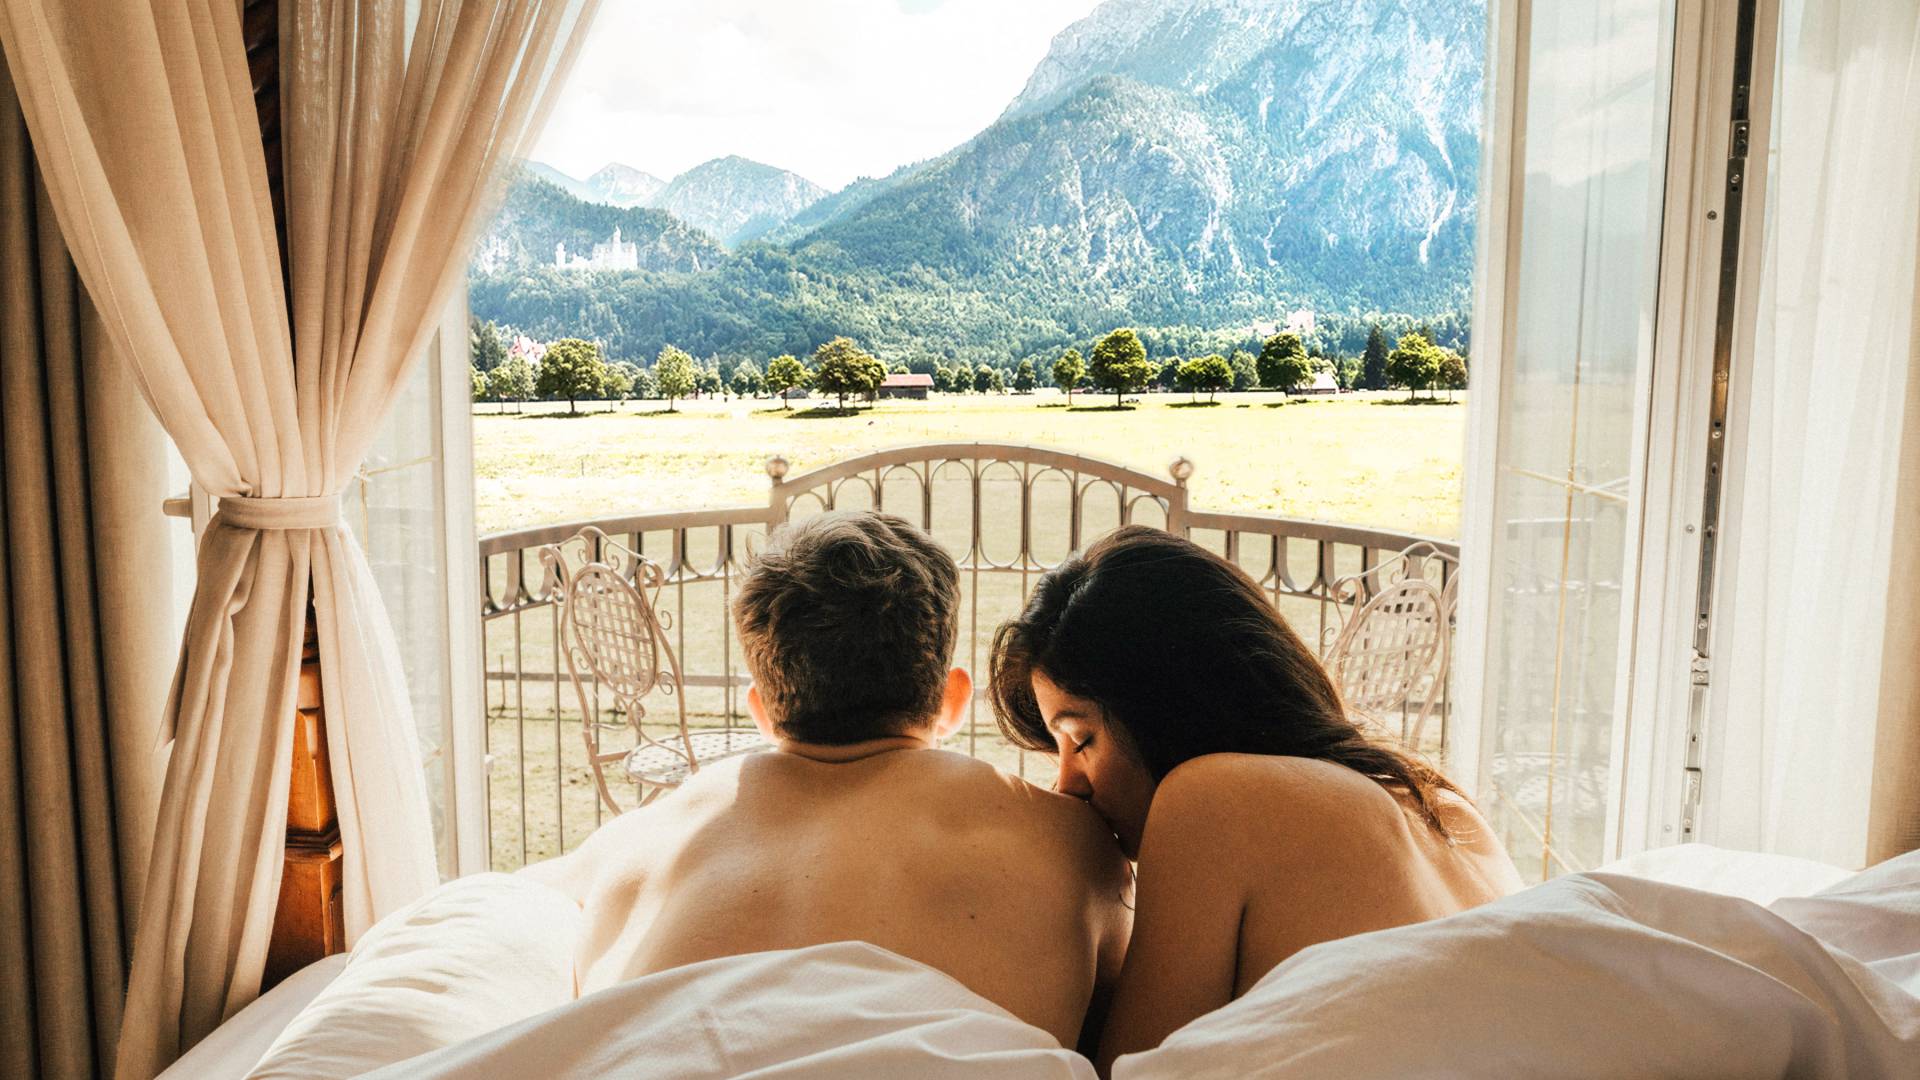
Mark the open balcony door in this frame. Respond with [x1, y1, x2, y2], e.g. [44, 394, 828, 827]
[1454, 0, 1778, 880]
[1462, 0, 1920, 877]
[348, 299, 490, 881]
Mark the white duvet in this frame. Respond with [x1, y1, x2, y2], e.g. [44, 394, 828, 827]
[234, 849, 1920, 1078]
[361, 940, 1094, 1079]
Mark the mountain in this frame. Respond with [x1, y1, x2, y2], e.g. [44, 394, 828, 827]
[791, 0, 1479, 312]
[476, 170, 726, 274]
[648, 156, 829, 247]
[525, 161, 667, 207]
[1002, 0, 1307, 119]
[472, 0, 1483, 366]
[584, 162, 666, 206]
[526, 161, 596, 201]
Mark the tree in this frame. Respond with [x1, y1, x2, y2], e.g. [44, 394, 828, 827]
[1387, 331, 1442, 401]
[1052, 348, 1085, 404]
[811, 336, 886, 408]
[986, 367, 1006, 394]
[952, 361, 975, 394]
[973, 364, 995, 394]
[1436, 348, 1468, 401]
[1179, 354, 1234, 402]
[470, 318, 508, 372]
[732, 359, 765, 398]
[888, 361, 909, 375]
[655, 345, 698, 411]
[1088, 329, 1154, 407]
[1256, 332, 1313, 392]
[1158, 357, 1182, 391]
[765, 354, 808, 408]
[1362, 324, 1390, 391]
[470, 364, 487, 402]
[601, 360, 637, 406]
[1012, 358, 1037, 394]
[535, 337, 607, 414]
[629, 364, 657, 400]
[1336, 356, 1364, 392]
[695, 364, 723, 398]
[486, 355, 535, 412]
[1229, 348, 1258, 392]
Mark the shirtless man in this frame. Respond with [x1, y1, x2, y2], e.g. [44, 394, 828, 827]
[526, 510, 1132, 1050]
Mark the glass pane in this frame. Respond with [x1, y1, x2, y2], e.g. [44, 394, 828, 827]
[350, 353, 457, 880]
[1480, 0, 1673, 880]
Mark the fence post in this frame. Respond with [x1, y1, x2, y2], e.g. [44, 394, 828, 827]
[766, 455, 791, 527]
[1167, 456, 1194, 536]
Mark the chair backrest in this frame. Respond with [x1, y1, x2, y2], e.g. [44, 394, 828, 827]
[564, 561, 667, 707]
[538, 528, 691, 810]
[1328, 577, 1446, 713]
[1324, 543, 1458, 746]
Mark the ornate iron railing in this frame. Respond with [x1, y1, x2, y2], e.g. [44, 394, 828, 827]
[478, 443, 1457, 870]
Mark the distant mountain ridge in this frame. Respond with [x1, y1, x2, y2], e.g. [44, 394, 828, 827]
[1002, 0, 1309, 119]
[583, 162, 667, 206]
[648, 156, 830, 247]
[526, 155, 829, 248]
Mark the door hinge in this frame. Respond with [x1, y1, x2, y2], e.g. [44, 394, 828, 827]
[1690, 649, 1710, 686]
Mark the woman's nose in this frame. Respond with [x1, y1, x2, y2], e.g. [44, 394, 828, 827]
[1053, 756, 1093, 800]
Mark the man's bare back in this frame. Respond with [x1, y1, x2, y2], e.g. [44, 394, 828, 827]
[529, 745, 1132, 1048]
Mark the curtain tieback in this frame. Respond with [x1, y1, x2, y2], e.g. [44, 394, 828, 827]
[217, 493, 344, 530]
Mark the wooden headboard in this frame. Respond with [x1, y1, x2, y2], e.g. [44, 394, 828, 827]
[245, 0, 347, 989]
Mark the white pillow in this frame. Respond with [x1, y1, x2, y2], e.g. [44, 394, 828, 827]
[1598, 842, 1854, 905]
[247, 872, 582, 1079]
[160, 954, 348, 1080]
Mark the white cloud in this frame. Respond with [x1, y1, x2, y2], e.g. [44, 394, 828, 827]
[531, 0, 1104, 190]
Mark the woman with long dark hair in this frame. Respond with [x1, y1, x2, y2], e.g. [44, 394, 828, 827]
[991, 526, 1521, 1069]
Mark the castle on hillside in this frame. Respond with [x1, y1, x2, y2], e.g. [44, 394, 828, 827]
[555, 226, 639, 272]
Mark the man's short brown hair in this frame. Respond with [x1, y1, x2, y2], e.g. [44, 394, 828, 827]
[734, 511, 961, 744]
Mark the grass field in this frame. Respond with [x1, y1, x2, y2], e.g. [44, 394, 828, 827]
[473, 389, 1468, 867]
[473, 389, 1468, 540]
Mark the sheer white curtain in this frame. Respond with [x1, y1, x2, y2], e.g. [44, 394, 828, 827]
[0, 1, 596, 1074]
[1705, 0, 1920, 868]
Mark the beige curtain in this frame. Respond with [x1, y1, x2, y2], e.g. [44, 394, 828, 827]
[1704, 0, 1920, 869]
[0, 53, 173, 1080]
[0, 1, 596, 1075]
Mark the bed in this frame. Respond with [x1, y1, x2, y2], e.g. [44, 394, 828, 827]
[163, 844, 1920, 1079]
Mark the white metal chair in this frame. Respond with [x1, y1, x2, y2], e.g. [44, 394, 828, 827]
[1323, 542, 1459, 749]
[540, 527, 763, 813]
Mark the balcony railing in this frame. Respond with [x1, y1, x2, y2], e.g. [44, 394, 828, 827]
[478, 443, 1457, 871]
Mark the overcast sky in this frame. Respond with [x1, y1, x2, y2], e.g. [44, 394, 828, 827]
[530, 0, 1104, 191]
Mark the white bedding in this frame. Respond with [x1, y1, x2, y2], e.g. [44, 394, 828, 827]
[1114, 849, 1920, 1078]
[361, 940, 1095, 1079]
[156, 955, 348, 1080]
[172, 844, 1917, 1078]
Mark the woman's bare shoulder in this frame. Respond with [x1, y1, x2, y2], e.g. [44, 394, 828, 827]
[1146, 754, 1413, 860]
[1157, 753, 1401, 816]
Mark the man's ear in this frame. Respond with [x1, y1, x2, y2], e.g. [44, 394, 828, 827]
[747, 686, 779, 742]
[932, 668, 972, 741]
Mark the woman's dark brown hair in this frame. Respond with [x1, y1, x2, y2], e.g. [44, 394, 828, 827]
[990, 525, 1463, 836]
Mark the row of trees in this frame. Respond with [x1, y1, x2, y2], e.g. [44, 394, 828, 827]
[1042, 327, 1466, 406]
[470, 329, 901, 413]
[469, 320, 1467, 415]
